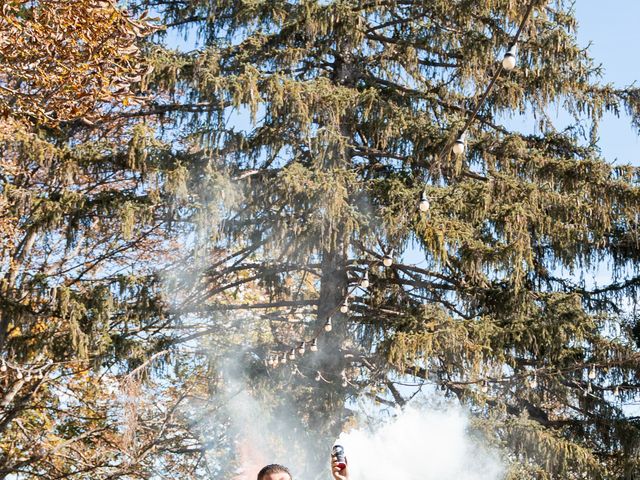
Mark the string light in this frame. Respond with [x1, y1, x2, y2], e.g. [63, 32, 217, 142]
[434, 1, 535, 168]
[419, 191, 430, 213]
[452, 132, 466, 155]
[383, 250, 393, 267]
[587, 381, 593, 394]
[340, 299, 349, 314]
[297, 341, 306, 355]
[360, 271, 370, 289]
[280, 354, 287, 365]
[480, 380, 489, 393]
[614, 385, 620, 397]
[324, 317, 333, 332]
[288, 349, 296, 361]
[502, 44, 517, 71]
[588, 366, 596, 380]
[262, 1, 544, 384]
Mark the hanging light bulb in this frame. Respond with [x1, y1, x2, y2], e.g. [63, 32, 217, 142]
[324, 318, 333, 332]
[280, 354, 287, 365]
[383, 250, 393, 267]
[452, 132, 466, 155]
[288, 349, 296, 361]
[614, 385, 620, 397]
[588, 366, 596, 380]
[529, 375, 537, 389]
[587, 381, 593, 393]
[419, 191, 430, 213]
[340, 299, 349, 314]
[310, 338, 318, 352]
[297, 341, 306, 355]
[360, 271, 370, 289]
[502, 44, 517, 71]
[481, 381, 488, 393]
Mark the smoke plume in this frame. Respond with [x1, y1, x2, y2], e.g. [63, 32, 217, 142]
[337, 405, 505, 480]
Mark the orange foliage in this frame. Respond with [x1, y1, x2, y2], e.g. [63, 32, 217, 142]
[0, 0, 157, 125]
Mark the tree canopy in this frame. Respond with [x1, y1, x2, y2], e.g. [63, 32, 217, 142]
[2, 0, 640, 479]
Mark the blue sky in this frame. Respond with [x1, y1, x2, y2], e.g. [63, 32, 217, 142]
[574, 1, 640, 164]
[163, 2, 640, 164]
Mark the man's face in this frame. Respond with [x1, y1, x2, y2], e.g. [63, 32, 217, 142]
[261, 474, 291, 480]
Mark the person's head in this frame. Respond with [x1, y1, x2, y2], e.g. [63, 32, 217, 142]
[256, 464, 292, 480]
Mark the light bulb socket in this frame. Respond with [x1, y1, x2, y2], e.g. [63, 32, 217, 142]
[310, 338, 318, 351]
[502, 44, 518, 71]
[361, 270, 370, 288]
[324, 318, 333, 332]
[452, 133, 466, 155]
[419, 191, 430, 212]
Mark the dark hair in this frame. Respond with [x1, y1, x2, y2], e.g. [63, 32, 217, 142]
[257, 464, 292, 480]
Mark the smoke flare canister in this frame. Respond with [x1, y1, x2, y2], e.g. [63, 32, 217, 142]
[332, 445, 346, 469]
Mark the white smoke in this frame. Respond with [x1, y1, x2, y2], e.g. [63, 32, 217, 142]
[337, 406, 505, 480]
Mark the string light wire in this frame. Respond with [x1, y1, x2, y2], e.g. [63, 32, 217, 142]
[437, 1, 537, 161]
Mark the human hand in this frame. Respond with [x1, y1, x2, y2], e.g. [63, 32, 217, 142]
[331, 456, 349, 480]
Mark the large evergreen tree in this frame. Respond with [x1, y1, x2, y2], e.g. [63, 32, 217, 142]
[3, 0, 640, 479]
[138, 1, 640, 478]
